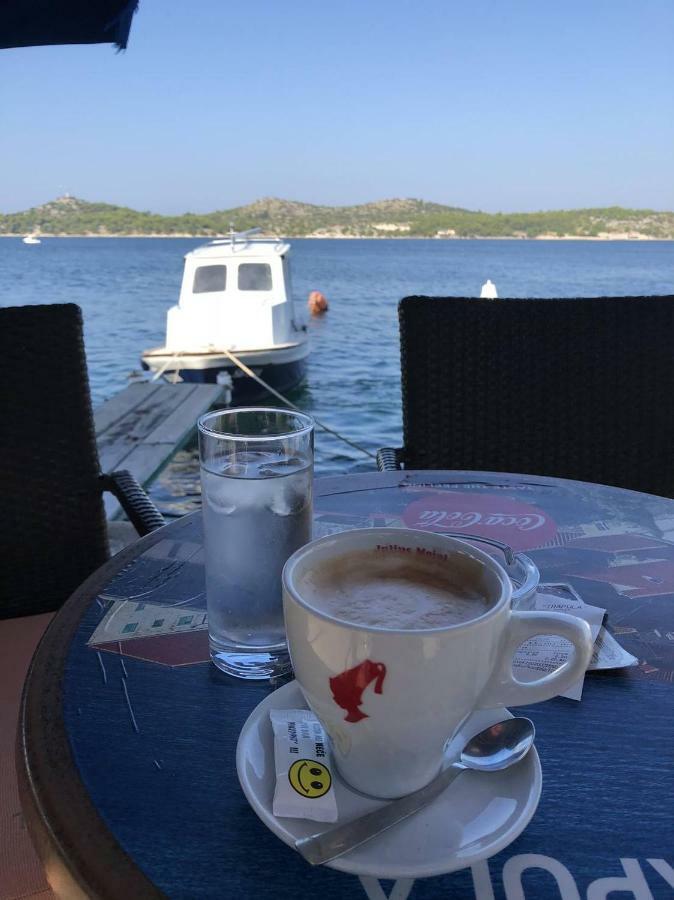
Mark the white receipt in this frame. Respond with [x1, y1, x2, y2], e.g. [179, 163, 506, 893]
[512, 585, 635, 701]
[590, 625, 638, 670]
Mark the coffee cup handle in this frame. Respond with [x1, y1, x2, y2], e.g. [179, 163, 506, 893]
[476, 611, 594, 708]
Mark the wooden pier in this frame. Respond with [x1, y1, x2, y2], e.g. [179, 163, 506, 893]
[94, 382, 223, 519]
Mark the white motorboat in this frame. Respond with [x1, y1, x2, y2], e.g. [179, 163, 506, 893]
[141, 228, 309, 402]
[22, 233, 41, 244]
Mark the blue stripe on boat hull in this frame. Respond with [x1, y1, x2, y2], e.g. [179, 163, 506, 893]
[175, 358, 307, 403]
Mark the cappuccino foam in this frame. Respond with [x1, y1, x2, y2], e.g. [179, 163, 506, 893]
[299, 548, 492, 630]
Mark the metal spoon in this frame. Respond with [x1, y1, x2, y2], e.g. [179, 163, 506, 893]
[295, 716, 535, 866]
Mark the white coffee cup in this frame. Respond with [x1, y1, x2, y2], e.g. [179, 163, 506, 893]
[283, 528, 593, 799]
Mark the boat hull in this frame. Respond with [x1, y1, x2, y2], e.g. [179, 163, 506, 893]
[184, 357, 307, 402]
[140, 345, 309, 403]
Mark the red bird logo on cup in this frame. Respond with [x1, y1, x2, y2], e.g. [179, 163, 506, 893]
[329, 660, 387, 723]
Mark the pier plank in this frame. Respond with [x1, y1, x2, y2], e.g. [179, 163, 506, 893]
[145, 386, 225, 445]
[93, 382, 165, 436]
[94, 382, 223, 520]
[97, 385, 198, 459]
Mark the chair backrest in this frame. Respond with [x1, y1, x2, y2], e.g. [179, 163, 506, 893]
[0, 304, 108, 619]
[398, 295, 674, 497]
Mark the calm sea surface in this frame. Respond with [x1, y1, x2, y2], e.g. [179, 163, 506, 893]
[2, 237, 673, 517]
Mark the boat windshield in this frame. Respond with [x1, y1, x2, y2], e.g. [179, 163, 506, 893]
[193, 265, 227, 293]
[238, 263, 272, 291]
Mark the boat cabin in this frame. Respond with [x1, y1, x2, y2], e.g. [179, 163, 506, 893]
[165, 233, 299, 353]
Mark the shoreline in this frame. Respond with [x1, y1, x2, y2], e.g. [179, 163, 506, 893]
[1, 233, 672, 241]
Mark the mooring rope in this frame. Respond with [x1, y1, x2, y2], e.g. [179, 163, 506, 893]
[220, 348, 376, 460]
[150, 351, 182, 383]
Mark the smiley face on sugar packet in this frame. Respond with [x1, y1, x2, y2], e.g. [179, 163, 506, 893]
[288, 759, 332, 798]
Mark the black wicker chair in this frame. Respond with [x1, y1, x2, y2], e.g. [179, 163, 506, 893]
[378, 295, 674, 498]
[0, 303, 165, 620]
[0, 303, 167, 896]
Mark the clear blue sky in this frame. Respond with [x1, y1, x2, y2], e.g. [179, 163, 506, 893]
[1, 0, 672, 214]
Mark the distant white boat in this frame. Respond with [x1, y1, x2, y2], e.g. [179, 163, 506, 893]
[22, 233, 41, 245]
[480, 279, 498, 298]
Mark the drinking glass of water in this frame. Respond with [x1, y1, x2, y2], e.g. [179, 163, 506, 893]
[198, 407, 314, 679]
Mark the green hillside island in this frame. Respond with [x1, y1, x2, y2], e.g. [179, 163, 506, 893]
[2, 195, 673, 239]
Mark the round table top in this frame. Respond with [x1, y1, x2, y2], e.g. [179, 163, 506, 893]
[19, 471, 674, 899]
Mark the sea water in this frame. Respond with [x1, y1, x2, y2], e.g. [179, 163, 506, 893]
[201, 451, 312, 666]
[2, 237, 672, 499]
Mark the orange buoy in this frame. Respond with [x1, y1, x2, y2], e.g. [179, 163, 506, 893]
[308, 290, 329, 316]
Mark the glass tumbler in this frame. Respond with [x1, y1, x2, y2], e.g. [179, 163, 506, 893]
[198, 407, 314, 679]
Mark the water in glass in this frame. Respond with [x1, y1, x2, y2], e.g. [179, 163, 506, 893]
[201, 449, 312, 672]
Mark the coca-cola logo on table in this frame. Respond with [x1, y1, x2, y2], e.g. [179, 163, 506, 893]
[402, 491, 558, 551]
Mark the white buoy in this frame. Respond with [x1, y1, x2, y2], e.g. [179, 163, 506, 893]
[480, 279, 498, 298]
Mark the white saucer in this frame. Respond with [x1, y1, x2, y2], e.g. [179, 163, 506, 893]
[236, 681, 542, 880]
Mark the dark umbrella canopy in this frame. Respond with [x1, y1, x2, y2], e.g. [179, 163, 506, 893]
[0, 0, 139, 50]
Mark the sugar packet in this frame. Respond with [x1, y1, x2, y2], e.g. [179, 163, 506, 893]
[270, 709, 338, 823]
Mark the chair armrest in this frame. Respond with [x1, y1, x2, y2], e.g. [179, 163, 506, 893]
[100, 470, 166, 535]
[376, 448, 403, 471]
